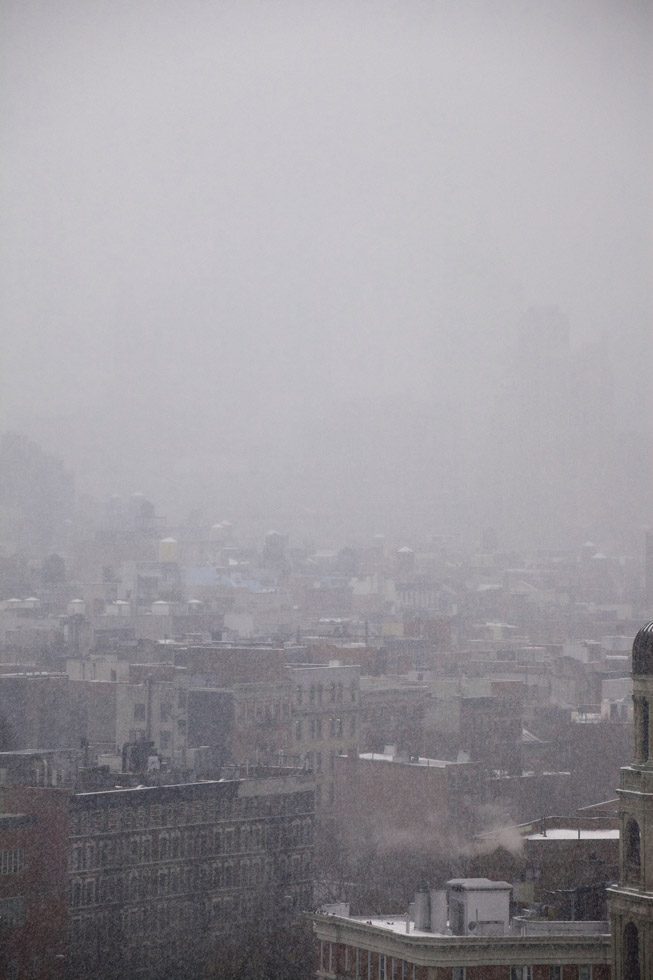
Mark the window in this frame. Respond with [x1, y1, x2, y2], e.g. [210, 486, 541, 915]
[0, 849, 24, 875]
[134, 702, 146, 721]
[549, 969, 562, 980]
[623, 922, 640, 980]
[625, 818, 641, 881]
[160, 702, 171, 722]
[0, 896, 26, 927]
[453, 970, 466, 980]
[578, 968, 592, 980]
[510, 970, 533, 980]
[160, 730, 171, 750]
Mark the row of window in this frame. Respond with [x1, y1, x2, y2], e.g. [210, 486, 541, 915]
[70, 881, 313, 954]
[0, 848, 24, 875]
[70, 790, 314, 835]
[296, 681, 357, 706]
[70, 851, 313, 907]
[320, 945, 416, 980]
[132, 701, 181, 723]
[70, 818, 313, 870]
[295, 715, 357, 740]
[0, 895, 25, 928]
[320, 944, 595, 980]
[236, 699, 291, 723]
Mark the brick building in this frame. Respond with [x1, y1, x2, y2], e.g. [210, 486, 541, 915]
[187, 681, 292, 770]
[3, 767, 315, 979]
[0, 788, 69, 980]
[475, 815, 619, 921]
[286, 663, 360, 816]
[312, 879, 611, 980]
[334, 749, 482, 852]
[64, 770, 315, 977]
[358, 676, 431, 754]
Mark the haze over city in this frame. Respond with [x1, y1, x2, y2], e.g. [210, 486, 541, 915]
[1, 5, 652, 979]
[2, 0, 651, 547]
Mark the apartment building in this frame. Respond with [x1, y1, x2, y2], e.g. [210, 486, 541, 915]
[286, 663, 360, 816]
[2, 767, 315, 979]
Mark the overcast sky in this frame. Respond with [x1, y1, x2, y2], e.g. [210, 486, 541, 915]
[1, 1, 651, 541]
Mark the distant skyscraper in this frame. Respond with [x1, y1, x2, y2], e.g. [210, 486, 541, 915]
[645, 530, 653, 612]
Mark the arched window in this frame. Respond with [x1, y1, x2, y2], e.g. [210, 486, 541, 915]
[624, 921, 640, 980]
[641, 699, 649, 762]
[625, 818, 641, 881]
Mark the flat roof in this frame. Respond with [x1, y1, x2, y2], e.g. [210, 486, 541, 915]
[525, 829, 619, 840]
[351, 916, 442, 937]
[447, 878, 512, 890]
[358, 753, 465, 768]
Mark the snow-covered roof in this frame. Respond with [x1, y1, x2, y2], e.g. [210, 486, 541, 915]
[525, 828, 618, 840]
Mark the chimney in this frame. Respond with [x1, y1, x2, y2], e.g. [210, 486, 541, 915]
[414, 882, 431, 931]
[430, 889, 448, 933]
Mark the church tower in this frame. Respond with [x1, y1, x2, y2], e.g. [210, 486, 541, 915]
[609, 621, 653, 980]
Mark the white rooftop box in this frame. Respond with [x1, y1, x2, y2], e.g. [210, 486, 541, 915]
[447, 878, 511, 937]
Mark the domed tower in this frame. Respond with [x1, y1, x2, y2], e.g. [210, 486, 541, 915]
[609, 622, 653, 980]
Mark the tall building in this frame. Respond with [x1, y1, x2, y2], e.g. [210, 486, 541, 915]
[644, 532, 653, 612]
[608, 620, 653, 979]
[3, 767, 315, 979]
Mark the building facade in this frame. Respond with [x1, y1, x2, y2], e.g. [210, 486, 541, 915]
[608, 621, 653, 980]
[3, 768, 315, 979]
[66, 771, 315, 977]
[0, 787, 69, 980]
[287, 663, 360, 816]
[313, 897, 610, 980]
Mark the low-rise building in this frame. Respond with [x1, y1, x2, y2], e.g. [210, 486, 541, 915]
[4, 767, 315, 979]
[334, 749, 482, 851]
[287, 663, 360, 817]
[312, 878, 611, 980]
[0, 788, 69, 980]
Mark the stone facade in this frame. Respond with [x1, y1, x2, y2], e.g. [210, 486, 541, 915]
[67, 772, 314, 977]
[608, 621, 653, 980]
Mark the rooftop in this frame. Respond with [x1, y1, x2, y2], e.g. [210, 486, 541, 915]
[524, 828, 619, 840]
[447, 878, 512, 890]
[358, 751, 471, 768]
